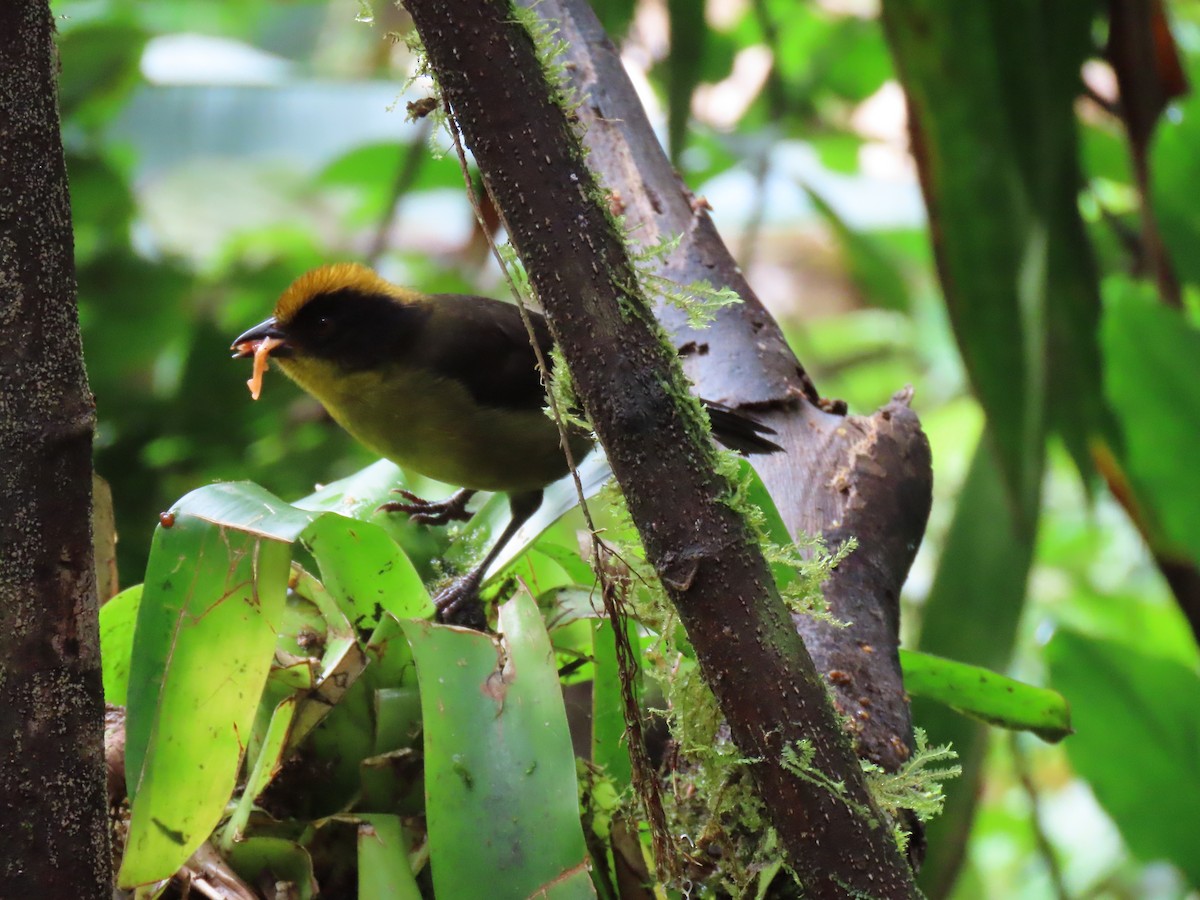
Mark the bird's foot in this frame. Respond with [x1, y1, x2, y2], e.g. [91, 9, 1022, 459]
[379, 488, 475, 526]
[434, 572, 488, 631]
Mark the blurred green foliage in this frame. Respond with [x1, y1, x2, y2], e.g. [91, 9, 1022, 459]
[54, 0, 1200, 896]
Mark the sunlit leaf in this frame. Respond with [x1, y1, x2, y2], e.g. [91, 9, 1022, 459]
[303, 513, 433, 627]
[481, 450, 612, 579]
[120, 486, 296, 887]
[221, 695, 298, 848]
[400, 592, 595, 899]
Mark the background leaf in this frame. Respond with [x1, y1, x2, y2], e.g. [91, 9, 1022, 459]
[1102, 286, 1200, 568]
[1047, 629, 1200, 886]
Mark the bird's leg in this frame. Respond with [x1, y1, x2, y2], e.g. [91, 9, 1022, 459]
[379, 487, 476, 526]
[435, 490, 543, 629]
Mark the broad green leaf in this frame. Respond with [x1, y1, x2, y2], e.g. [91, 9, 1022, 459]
[400, 592, 595, 899]
[100, 584, 142, 706]
[506, 547, 577, 600]
[221, 695, 298, 849]
[224, 838, 317, 900]
[173, 480, 318, 541]
[267, 660, 316, 694]
[357, 814, 422, 900]
[359, 688, 425, 813]
[1149, 54, 1200, 290]
[303, 513, 433, 627]
[1043, 198, 1107, 487]
[374, 687, 423, 754]
[364, 613, 418, 689]
[246, 661, 314, 783]
[120, 485, 296, 887]
[899, 649, 1071, 743]
[535, 541, 598, 586]
[294, 459, 409, 519]
[304, 675, 378, 814]
[1048, 630, 1200, 887]
[1052, 587, 1199, 672]
[1103, 287, 1200, 568]
[287, 566, 371, 747]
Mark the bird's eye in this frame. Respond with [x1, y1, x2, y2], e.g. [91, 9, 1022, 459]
[313, 315, 332, 334]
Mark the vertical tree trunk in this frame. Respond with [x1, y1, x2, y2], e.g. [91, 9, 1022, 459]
[0, 3, 111, 896]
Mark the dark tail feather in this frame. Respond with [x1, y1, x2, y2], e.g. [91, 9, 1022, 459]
[702, 400, 783, 455]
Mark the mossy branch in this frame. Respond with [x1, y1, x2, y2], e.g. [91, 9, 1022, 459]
[402, 0, 922, 895]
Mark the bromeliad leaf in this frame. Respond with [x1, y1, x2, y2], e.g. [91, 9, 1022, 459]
[120, 486, 299, 887]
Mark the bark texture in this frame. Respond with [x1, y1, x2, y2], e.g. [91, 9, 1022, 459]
[404, 0, 921, 895]
[0, 3, 110, 896]
[531, 0, 932, 776]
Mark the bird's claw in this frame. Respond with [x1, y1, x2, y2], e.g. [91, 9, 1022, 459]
[434, 574, 488, 631]
[379, 489, 474, 526]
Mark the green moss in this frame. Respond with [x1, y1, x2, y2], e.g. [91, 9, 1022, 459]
[781, 740, 874, 823]
[717, 451, 854, 627]
[511, 1, 581, 126]
[658, 659, 785, 895]
[631, 232, 743, 328]
[861, 729, 960, 854]
[545, 345, 591, 432]
[596, 486, 795, 894]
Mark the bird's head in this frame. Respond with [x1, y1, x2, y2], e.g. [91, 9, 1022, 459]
[231, 263, 428, 398]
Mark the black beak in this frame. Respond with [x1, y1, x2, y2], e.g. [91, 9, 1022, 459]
[231, 317, 291, 358]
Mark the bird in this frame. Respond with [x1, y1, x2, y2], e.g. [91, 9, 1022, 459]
[232, 263, 781, 628]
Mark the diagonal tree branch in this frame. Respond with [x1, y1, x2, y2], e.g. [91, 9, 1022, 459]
[402, 0, 921, 895]
[531, 0, 932, 780]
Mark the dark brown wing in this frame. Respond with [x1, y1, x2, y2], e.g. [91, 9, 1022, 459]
[419, 294, 780, 454]
[416, 294, 553, 412]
